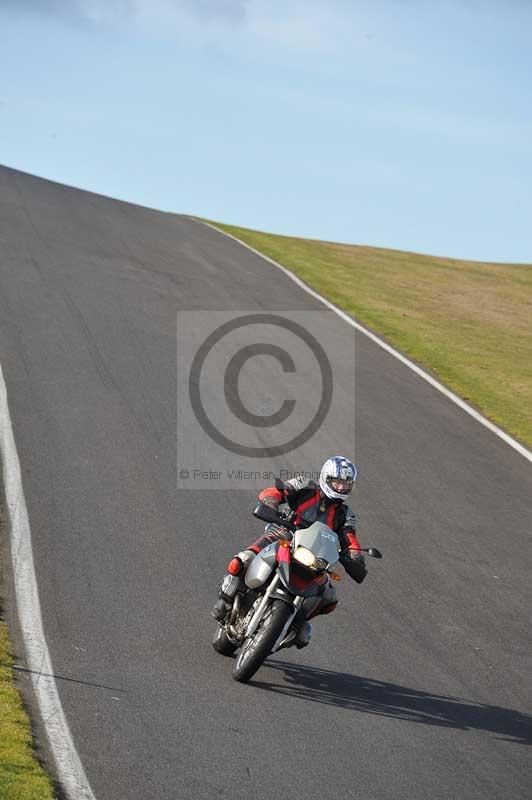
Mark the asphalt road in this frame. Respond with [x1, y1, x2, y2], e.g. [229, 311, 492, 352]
[1, 165, 531, 800]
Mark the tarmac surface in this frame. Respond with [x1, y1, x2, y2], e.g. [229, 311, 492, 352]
[1, 165, 531, 799]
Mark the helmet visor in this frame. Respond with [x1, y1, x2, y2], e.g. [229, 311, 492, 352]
[327, 477, 354, 495]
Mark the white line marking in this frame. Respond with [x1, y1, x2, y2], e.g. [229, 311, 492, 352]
[196, 219, 532, 466]
[0, 363, 96, 800]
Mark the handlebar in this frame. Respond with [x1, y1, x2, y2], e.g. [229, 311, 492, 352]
[252, 501, 296, 532]
[252, 501, 382, 558]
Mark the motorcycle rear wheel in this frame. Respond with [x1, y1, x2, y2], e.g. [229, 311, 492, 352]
[212, 626, 239, 656]
[232, 600, 292, 683]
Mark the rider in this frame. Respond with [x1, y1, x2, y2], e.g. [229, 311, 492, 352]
[213, 456, 367, 648]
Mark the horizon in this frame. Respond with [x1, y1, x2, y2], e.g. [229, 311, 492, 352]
[5, 161, 529, 267]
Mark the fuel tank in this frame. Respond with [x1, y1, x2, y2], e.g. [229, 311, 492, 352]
[244, 542, 277, 589]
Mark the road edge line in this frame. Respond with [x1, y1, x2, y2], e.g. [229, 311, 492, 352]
[0, 363, 96, 800]
[195, 218, 532, 466]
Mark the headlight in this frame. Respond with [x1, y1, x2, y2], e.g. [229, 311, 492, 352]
[293, 546, 315, 567]
[293, 547, 328, 572]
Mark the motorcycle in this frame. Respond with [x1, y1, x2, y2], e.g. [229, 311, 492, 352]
[212, 480, 382, 683]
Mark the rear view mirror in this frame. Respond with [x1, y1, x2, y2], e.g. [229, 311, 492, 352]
[274, 477, 286, 493]
[367, 547, 382, 559]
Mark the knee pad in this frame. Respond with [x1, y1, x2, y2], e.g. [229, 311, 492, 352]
[220, 550, 255, 599]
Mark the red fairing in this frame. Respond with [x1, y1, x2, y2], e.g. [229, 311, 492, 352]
[276, 544, 291, 564]
[289, 571, 327, 591]
[345, 530, 362, 552]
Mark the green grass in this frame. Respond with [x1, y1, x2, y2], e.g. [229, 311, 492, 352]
[1, 511, 55, 800]
[0, 620, 55, 800]
[208, 220, 532, 449]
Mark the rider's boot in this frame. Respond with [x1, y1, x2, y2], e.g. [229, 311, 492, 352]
[289, 594, 337, 644]
[212, 550, 255, 621]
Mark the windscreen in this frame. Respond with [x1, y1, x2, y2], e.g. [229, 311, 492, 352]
[294, 522, 340, 566]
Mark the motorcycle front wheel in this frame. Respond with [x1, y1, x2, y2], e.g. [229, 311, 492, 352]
[232, 600, 292, 683]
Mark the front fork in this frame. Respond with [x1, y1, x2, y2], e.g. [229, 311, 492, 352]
[245, 574, 282, 637]
[271, 595, 304, 653]
[244, 573, 303, 650]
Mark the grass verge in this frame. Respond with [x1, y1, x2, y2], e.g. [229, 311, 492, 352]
[0, 622, 55, 800]
[208, 220, 532, 450]
[0, 505, 55, 800]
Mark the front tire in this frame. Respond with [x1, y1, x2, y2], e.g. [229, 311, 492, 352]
[232, 600, 292, 683]
[212, 626, 238, 656]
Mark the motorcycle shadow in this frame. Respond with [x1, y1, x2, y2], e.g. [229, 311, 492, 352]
[251, 660, 532, 746]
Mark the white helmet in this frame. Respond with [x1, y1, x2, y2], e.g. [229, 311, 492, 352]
[319, 456, 357, 501]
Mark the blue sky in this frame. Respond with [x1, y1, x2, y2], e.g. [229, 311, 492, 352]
[1, 1, 531, 262]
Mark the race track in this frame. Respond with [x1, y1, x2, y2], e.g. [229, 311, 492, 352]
[1, 165, 531, 799]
